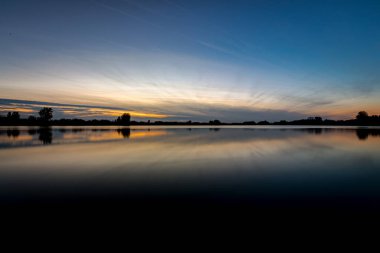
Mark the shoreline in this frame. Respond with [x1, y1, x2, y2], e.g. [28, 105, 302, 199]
[1, 124, 380, 127]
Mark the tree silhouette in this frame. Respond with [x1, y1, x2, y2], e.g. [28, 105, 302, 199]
[356, 111, 369, 120]
[39, 107, 53, 122]
[257, 120, 270, 125]
[116, 113, 131, 125]
[209, 119, 221, 125]
[28, 115, 37, 121]
[7, 112, 20, 121]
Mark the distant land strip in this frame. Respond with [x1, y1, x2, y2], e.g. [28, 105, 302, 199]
[0, 106, 379, 126]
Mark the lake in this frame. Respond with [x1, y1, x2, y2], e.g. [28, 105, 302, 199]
[1, 126, 380, 224]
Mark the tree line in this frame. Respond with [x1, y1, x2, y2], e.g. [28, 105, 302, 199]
[0, 107, 131, 126]
[1, 108, 380, 126]
[1, 107, 54, 125]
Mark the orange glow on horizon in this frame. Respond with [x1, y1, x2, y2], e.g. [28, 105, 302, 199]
[0, 107, 35, 113]
[86, 108, 168, 119]
[130, 130, 168, 139]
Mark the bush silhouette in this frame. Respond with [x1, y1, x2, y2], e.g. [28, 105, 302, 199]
[209, 119, 221, 125]
[7, 112, 20, 121]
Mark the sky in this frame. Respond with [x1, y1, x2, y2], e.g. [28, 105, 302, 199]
[0, 0, 380, 122]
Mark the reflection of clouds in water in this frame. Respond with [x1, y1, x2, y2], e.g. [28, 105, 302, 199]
[0, 127, 380, 149]
[0, 125, 380, 212]
[1, 127, 380, 180]
[0, 127, 171, 147]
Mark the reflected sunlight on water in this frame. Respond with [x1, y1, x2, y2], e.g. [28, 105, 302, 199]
[0, 126, 380, 217]
[1, 127, 379, 173]
[0, 126, 171, 147]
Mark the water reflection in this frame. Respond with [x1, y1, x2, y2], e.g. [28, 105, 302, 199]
[356, 128, 380, 140]
[38, 127, 52, 144]
[117, 128, 130, 138]
[0, 126, 380, 221]
[6, 129, 20, 138]
[0, 127, 380, 148]
[0, 127, 145, 147]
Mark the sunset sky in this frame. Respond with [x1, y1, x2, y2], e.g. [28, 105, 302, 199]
[1, 0, 380, 121]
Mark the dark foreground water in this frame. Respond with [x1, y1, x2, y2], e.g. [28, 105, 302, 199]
[1, 126, 380, 225]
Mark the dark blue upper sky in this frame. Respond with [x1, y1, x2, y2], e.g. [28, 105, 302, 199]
[1, 0, 379, 121]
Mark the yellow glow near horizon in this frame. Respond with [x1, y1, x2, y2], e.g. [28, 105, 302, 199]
[1, 50, 379, 121]
[0, 107, 36, 113]
[85, 108, 168, 118]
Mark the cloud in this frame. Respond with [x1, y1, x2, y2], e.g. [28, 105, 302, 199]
[0, 98, 308, 122]
[0, 98, 167, 120]
[1, 48, 378, 121]
[160, 103, 307, 122]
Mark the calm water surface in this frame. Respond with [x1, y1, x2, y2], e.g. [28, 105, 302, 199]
[1, 126, 380, 221]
